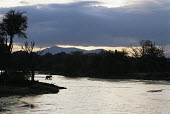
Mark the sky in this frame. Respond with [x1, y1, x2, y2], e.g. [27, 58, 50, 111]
[0, 0, 169, 51]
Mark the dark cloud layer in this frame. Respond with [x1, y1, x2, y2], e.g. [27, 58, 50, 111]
[0, 1, 169, 47]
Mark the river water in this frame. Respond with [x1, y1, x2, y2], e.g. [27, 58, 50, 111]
[4, 74, 170, 114]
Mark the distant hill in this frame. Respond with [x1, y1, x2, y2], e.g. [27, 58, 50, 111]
[39, 46, 105, 55]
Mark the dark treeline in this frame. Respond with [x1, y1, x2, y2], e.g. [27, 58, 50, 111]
[8, 40, 170, 80]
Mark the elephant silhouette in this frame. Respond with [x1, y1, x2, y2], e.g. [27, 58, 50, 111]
[45, 75, 52, 80]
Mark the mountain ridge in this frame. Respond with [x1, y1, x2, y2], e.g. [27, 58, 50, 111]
[39, 46, 105, 55]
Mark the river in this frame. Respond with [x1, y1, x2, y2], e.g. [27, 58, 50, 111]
[3, 74, 170, 114]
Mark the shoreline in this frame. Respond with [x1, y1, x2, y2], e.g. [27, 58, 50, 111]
[0, 81, 66, 113]
[0, 81, 66, 98]
[0, 96, 21, 112]
[52, 72, 170, 81]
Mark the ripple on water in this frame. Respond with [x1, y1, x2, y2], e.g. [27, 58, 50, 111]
[4, 75, 170, 114]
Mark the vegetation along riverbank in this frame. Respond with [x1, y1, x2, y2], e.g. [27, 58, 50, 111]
[0, 10, 66, 100]
[0, 81, 66, 98]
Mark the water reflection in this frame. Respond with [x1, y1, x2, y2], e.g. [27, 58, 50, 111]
[5, 75, 170, 114]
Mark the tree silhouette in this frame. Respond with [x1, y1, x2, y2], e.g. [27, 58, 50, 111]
[0, 10, 28, 52]
[0, 10, 28, 85]
[0, 36, 10, 70]
[22, 41, 36, 81]
[131, 40, 166, 72]
[131, 40, 165, 58]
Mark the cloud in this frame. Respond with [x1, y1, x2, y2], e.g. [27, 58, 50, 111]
[121, 0, 170, 13]
[0, 0, 169, 47]
[20, 1, 30, 5]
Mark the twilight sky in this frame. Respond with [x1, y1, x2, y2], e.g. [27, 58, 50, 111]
[0, 0, 169, 51]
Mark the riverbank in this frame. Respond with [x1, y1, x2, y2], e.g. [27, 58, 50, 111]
[53, 72, 170, 81]
[0, 81, 66, 113]
[0, 81, 66, 97]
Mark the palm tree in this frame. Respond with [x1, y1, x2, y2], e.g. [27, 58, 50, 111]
[0, 10, 28, 52]
[0, 10, 28, 84]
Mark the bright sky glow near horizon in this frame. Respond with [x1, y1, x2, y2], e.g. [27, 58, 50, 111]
[0, 0, 136, 8]
[57, 45, 131, 51]
[0, 0, 169, 52]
